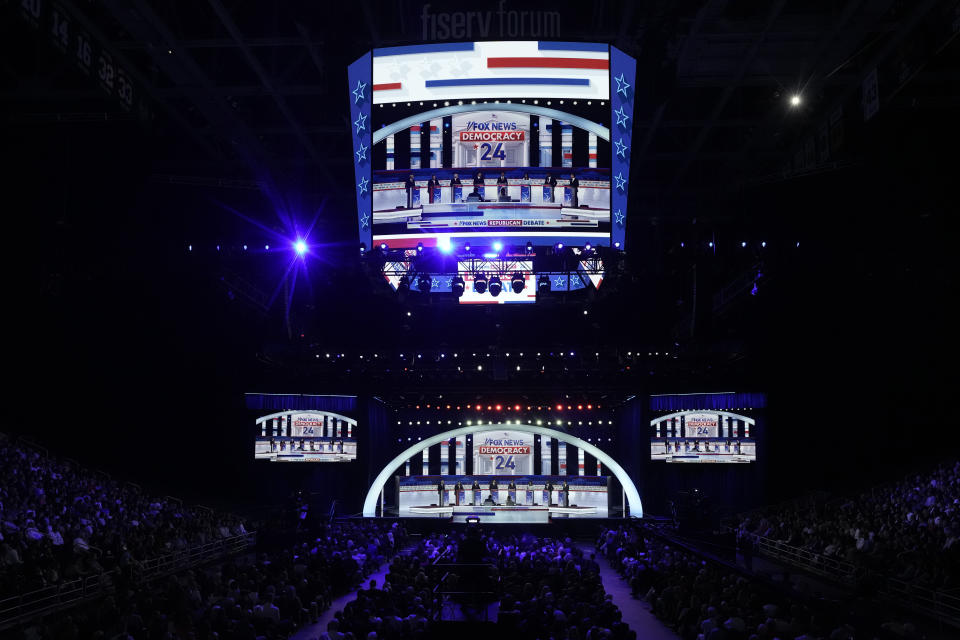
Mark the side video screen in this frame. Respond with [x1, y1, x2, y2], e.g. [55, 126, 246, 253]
[254, 409, 358, 462]
[650, 410, 757, 463]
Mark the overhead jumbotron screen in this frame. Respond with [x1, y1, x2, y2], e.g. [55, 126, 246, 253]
[349, 42, 635, 252]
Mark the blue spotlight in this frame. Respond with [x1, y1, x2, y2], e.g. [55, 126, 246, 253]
[380, 242, 388, 251]
[416, 242, 424, 253]
[741, 241, 747, 248]
[556, 242, 564, 250]
[493, 241, 503, 252]
[294, 240, 307, 255]
[437, 236, 452, 253]
[464, 242, 471, 252]
[584, 242, 592, 251]
[614, 241, 621, 249]
[265, 244, 269, 250]
[761, 241, 767, 248]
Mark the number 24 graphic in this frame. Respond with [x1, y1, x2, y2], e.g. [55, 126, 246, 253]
[479, 142, 506, 161]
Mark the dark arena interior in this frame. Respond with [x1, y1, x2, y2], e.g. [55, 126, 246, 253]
[3, 1, 959, 638]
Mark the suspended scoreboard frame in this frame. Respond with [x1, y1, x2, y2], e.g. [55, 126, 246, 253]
[348, 42, 636, 256]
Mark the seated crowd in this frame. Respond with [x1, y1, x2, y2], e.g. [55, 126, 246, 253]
[0, 436, 247, 597]
[327, 526, 635, 640]
[734, 461, 960, 587]
[599, 524, 922, 640]
[10, 519, 406, 639]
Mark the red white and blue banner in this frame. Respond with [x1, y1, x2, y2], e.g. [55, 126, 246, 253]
[348, 52, 373, 249]
[609, 46, 635, 250]
[372, 41, 609, 104]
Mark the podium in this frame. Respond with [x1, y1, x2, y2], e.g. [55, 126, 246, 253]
[520, 184, 531, 202]
[542, 185, 553, 202]
[410, 188, 421, 207]
[453, 185, 463, 203]
[432, 186, 441, 203]
[563, 186, 573, 206]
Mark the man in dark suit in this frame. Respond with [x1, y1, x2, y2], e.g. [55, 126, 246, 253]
[404, 174, 417, 208]
[437, 479, 445, 506]
[471, 479, 481, 505]
[562, 480, 570, 507]
[455, 479, 464, 506]
[544, 173, 557, 203]
[489, 477, 499, 504]
[497, 172, 509, 200]
[427, 175, 439, 203]
[568, 173, 579, 207]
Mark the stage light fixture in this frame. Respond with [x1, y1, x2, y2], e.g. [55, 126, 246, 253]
[790, 94, 802, 107]
[493, 241, 503, 252]
[474, 273, 488, 294]
[464, 242, 471, 252]
[741, 241, 747, 247]
[556, 242, 564, 251]
[294, 240, 307, 255]
[452, 275, 465, 297]
[489, 275, 502, 296]
[380, 242, 388, 251]
[359, 243, 366, 253]
[584, 242, 592, 251]
[511, 272, 525, 294]
[416, 242, 424, 253]
[397, 274, 410, 293]
[416, 273, 431, 293]
[526, 242, 533, 253]
[614, 241, 621, 249]
[538, 275, 550, 294]
[437, 236, 452, 253]
[761, 241, 767, 247]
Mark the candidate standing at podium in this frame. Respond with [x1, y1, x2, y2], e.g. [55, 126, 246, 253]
[404, 174, 416, 208]
[562, 480, 570, 507]
[489, 477, 499, 504]
[544, 173, 557, 203]
[471, 478, 481, 505]
[436, 479, 445, 506]
[455, 479, 464, 506]
[568, 173, 579, 208]
[473, 171, 485, 199]
[496, 172, 509, 200]
[427, 175, 439, 204]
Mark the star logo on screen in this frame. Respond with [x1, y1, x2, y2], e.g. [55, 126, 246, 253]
[357, 176, 369, 195]
[354, 112, 367, 135]
[614, 210, 624, 225]
[554, 276, 566, 288]
[614, 172, 627, 190]
[615, 138, 629, 159]
[355, 142, 368, 163]
[352, 80, 366, 104]
[614, 106, 630, 127]
[360, 214, 369, 229]
[614, 73, 631, 98]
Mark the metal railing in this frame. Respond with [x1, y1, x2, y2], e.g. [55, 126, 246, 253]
[0, 532, 256, 630]
[744, 531, 960, 628]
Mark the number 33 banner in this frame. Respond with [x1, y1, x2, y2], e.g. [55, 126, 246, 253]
[473, 430, 533, 475]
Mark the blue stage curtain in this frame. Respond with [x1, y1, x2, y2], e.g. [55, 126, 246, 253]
[245, 393, 357, 412]
[649, 392, 766, 412]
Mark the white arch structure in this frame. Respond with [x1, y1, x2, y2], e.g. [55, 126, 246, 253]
[362, 424, 641, 518]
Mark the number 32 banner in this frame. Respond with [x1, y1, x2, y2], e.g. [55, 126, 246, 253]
[473, 430, 533, 475]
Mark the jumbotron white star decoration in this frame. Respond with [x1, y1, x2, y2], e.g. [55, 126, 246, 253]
[614, 172, 627, 190]
[614, 209, 624, 225]
[357, 176, 369, 194]
[352, 80, 366, 104]
[614, 106, 630, 127]
[554, 275, 566, 288]
[615, 138, 629, 158]
[360, 213, 369, 229]
[432, 278, 441, 290]
[614, 73, 631, 98]
[355, 141, 368, 162]
[354, 112, 367, 135]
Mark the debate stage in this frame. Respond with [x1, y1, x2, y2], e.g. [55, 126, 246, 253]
[407, 504, 598, 523]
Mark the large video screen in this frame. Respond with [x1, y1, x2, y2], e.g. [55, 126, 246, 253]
[367, 41, 616, 250]
[254, 408, 358, 462]
[650, 410, 757, 463]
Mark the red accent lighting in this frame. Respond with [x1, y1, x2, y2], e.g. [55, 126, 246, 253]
[495, 404, 502, 411]
[556, 404, 563, 411]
